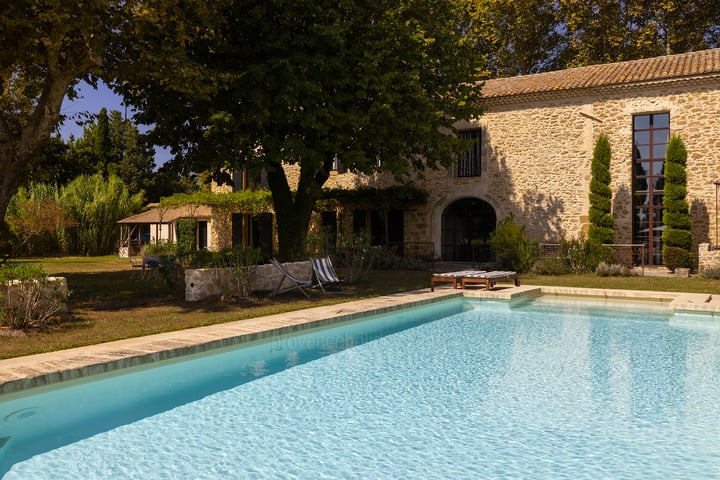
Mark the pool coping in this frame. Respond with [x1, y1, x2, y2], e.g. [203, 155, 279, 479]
[1, 284, 718, 396]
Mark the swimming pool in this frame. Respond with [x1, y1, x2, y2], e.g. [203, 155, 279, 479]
[1, 296, 719, 478]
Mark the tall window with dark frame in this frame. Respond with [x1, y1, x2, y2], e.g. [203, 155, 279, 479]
[632, 113, 670, 266]
[457, 129, 481, 177]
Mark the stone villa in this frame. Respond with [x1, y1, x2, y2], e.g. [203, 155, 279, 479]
[312, 48, 720, 267]
[123, 48, 720, 268]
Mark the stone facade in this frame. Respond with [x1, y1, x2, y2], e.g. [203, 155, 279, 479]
[319, 50, 720, 265]
[698, 243, 720, 273]
[211, 49, 720, 267]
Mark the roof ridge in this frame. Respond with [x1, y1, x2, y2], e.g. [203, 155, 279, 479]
[481, 48, 720, 100]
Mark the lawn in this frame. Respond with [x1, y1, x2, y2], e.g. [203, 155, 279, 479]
[1, 256, 719, 360]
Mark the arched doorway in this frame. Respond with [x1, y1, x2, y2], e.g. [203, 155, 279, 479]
[441, 198, 496, 261]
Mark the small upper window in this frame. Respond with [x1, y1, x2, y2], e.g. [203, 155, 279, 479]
[332, 156, 346, 173]
[232, 171, 244, 191]
[458, 129, 481, 177]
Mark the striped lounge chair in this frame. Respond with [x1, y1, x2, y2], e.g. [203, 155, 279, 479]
[310, 257, 343, 293]
[270, 259, 313, 297]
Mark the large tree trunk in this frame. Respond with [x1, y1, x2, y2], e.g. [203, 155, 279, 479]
[0, 11, 104, 245]
[0, 143, 24, 232]
[266, 159, 330, 260]
[0, 74, 73, 242]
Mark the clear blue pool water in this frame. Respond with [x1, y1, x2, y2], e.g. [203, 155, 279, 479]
[1, 297, 719, 479]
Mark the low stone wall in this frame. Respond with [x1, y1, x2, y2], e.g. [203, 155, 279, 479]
[1, 277, 68, 314]
[185, 261, 313, 301]
[698, 243, 720, 273]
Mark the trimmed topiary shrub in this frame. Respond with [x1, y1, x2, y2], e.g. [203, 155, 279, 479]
[588, 133, 614, 245]
[662, 134, 694, 271]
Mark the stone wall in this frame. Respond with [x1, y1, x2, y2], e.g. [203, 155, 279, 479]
[209, 208, 233, 251]
[185, 261, 313, 301]
[210, 78, 720, 265]
[698, 243, 720, 272]
[593, 82, 720, 249]
[314, 79, 720, 263]
[1, 277, 68, 316]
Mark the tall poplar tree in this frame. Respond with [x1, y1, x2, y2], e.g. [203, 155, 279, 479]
[466, 0, 561, 76]
[93, 108, 113, 174]
[65, 110, 156, 194]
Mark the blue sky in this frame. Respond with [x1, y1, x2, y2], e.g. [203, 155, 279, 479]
[59, 81, 172, 166]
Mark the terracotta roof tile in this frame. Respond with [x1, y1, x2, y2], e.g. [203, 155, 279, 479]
[117, 205, 212, 224]
[481, 48, 720, 101]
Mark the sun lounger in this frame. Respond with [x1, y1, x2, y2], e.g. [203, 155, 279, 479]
[310, 257, 343, 293]
[269, 259, 312, 297]
[430, 270, 486, 291]
[460, 271, 519, 290]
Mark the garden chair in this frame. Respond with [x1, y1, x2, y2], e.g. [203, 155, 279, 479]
[141, 256, 161, 280]
[129, 257, 144, 279]
[310, 257, 343, 293]
[269, 259, 312, 297]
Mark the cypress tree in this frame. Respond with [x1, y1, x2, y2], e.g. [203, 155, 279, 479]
[93, 108, 113, 175]
[588, 133, 614, 244]
[662, 134, 694, 271]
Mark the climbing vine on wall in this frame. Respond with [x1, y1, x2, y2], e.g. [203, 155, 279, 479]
[317, 184, 429, 211]
[159, 190, 273, 215]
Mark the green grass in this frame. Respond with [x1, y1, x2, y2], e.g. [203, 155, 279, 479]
[0, 257, 431, 359]
[521, 272, 720, 294]
[1, 257, 719, 360]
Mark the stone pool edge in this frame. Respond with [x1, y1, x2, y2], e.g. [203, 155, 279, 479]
[463, 284, 720, 314]
[0, 290, 462, 396]
[2, 284, 719, 396]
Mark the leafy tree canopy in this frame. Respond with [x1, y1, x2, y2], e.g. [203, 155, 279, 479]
[319, 185, 429, 211]
[0, 0, 117, 234]
[65, 108, 156, 194]
[118, 0, 485, 259]
[0, 0, 215, 247]
[467, 0, 720, 76]
[466, 0, 562, 76]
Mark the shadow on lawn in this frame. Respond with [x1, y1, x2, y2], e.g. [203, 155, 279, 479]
[58, 268, 430, 312]
[1, 267, 431, 358]
[58, 269, 346, 314]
